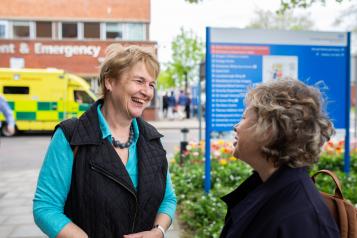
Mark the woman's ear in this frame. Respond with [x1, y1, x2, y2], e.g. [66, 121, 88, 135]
[255, 121, 274, 146]
[104, 77, 113, 92]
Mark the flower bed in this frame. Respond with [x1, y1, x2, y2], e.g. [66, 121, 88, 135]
[170, 140, 357, 238]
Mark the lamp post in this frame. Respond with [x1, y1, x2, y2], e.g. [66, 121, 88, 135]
[180, 128, 189, 164]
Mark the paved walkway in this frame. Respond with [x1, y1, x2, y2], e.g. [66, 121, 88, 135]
[0, 170, 43, 238]
[0, 169, 182, 238]
[149, 118, 205, 130]
[0, 118, 202, 237]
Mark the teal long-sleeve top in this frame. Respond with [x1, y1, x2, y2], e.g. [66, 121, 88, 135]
[33, 104, 177, 238]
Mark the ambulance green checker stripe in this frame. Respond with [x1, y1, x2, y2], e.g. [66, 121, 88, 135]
[38, 102, 58, 111]
[7, 101, 90, 121]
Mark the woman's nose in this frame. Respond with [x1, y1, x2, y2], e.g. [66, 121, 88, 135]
[233, 123, 239, 132]
[140, 84, 151, 96]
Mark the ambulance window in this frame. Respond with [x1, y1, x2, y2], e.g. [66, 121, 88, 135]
[74, 90, 94, 104]
[3, 86, 29, 94]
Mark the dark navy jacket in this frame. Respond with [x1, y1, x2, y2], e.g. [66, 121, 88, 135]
[220, 166, 340, 238]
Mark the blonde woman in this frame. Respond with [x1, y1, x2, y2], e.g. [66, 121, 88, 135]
[33, 45, 176, 238]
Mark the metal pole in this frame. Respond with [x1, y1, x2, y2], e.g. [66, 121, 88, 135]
[204, 27, 211, 193]
[354, 55, 357, 138]
[184, 71, 188, 93]
[198, 80, 202, 142]
[344, 32, 351, 175]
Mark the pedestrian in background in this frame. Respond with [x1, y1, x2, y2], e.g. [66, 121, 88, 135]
[185, 92, 191, 119]
[0, 94, 15, 137]
[220, 79, 338, 238]
[167, 91, 176, 120]
[33, 44, 176, 238]
[162, 92, 169, 119]
[177, 90, 187, 120]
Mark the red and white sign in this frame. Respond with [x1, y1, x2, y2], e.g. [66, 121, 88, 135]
[0, 39, 157, 77]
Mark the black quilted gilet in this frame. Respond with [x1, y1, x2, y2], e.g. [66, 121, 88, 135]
[57, 100, 168, 238]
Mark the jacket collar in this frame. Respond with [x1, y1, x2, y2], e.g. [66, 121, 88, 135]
[136, 117, 163, 141]
[70, 99, 163, 146]
[70, 99, 103, 145]
[221, 166, 309, 237]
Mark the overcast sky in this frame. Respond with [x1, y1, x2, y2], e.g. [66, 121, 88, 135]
[150, 0, 355, 64]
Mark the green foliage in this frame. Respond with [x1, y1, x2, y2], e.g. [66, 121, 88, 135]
[157, 69, 175, 90]
[311, 152, 357, 202]
[334, 3, 357, 33]
[184, 0, 202, 3]
[168, 28, 204, 88]
[171, 158, 252, 238]
[171, 148, 357, 237]
[278, 0, 346, 14]
[317, 151, 357, 172]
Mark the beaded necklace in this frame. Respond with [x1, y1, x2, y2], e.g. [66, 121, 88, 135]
[112, 124, 134, 149]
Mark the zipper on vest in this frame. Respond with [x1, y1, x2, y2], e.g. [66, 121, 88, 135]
[90, 163, 138, 232]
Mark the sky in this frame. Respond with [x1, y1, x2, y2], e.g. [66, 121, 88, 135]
[150, 0, 355, 64]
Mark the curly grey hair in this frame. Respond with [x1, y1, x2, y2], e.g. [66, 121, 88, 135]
[245, 79, 335, 168]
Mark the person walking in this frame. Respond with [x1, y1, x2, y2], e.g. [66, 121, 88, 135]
[162, 92, 169, 119]
[167, 91, 176, 120]
[177, 90, 187, 120]
[185, 93, 191, 119]
[0, 94, 15, 138]
[33, 44, 177, 238]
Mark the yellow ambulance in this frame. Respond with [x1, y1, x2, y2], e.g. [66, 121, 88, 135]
[0, 68, 97, 135]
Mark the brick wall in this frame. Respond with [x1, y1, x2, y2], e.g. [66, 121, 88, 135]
[0, 0, 150, 22]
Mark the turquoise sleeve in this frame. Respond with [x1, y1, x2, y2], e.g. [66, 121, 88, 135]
[33, 128, 73, 238]
[158, 170, 177, 223]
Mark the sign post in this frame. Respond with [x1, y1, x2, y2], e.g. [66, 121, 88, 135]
[205, 28, 351, 193]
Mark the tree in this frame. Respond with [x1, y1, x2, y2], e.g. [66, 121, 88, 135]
[184, 0, 201, 3]
[278, 0, 348, 14]
[334, 4, 357, 32]
[157, 68, 175, 90]
[277, 0, 356, 53]
[169, 28, 204, 92]
[247, 8, 314, 30]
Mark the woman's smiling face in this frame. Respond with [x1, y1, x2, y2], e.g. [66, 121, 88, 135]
[107, 61, 156, 119]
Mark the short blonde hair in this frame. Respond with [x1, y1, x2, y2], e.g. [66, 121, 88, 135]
[246, 79, 335, 168]
[99, 44, 160, 98]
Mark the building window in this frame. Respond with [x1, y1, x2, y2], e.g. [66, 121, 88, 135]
[13, 21, 30, 38]
[126, 23, 145, 41]
[106, 23, 123, 40]
[0, 25, 5, 38]
[0, 21, 8, 38]
[84, 22, 100, 39]
[36, 21, 52, 38]
[62, 22, 77, 38]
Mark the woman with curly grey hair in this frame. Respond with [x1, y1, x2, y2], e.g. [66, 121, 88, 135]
[220, 79, 339, 238]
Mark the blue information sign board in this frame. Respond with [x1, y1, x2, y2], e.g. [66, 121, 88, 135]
[205, 28, 351, 193]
